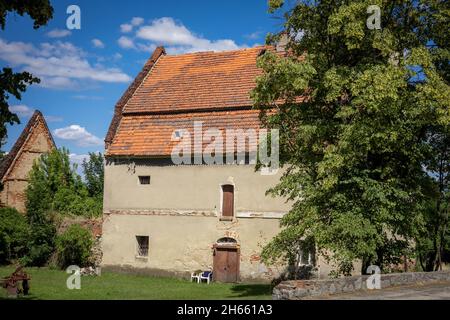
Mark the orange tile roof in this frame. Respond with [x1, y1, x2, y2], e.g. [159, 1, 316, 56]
[105, 46, 285, 157]
[123, 46, 267, 114]
[106, 109, 262, 157]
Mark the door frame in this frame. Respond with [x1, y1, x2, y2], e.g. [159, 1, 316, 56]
[212, 242, 240, 283]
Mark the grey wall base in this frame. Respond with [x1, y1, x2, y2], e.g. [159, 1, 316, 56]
[273, 271, 450, 300]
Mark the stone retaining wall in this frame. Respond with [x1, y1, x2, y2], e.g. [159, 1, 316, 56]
[273, 271, 450, 300]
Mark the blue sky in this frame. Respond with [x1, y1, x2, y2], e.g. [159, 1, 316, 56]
[0, 0, 283, 166]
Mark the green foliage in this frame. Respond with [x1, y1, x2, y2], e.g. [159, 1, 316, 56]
[82, 152, 104, 197]
[54, 187, 102, 218]
[26, 148, 103, 218]
[415, 127, 450, 271]
[0, 68, 39, 149]
[22, 222, 56, 267]
[253, 0, 450, 275]
[56, 224, 93, 268]
[56, 224, 93, 267]
[23, 148, 103, 266]
[0, 0, 53, 30]
[0, 207, 29, 264]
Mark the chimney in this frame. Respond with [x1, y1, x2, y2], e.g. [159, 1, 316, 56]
[276, 33, 289, 52]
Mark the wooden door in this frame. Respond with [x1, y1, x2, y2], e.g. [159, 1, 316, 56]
[213, 245, 240, 283]
[222, 185, 234, 217]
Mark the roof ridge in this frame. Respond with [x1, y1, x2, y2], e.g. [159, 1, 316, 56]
[164, 45, 269, 57]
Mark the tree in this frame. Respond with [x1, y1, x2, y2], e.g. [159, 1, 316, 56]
[26, 148, 103, 218]
[416, 127, 450, 271]
[0, 0, 53, 29]
[23, 148, 104, 266]
[26, 148, 81, 220]
[252, 0, 450, 275]
[82, 152, 104, 198]
[24, 148, 77, 266]
[0, 0, 53, 152]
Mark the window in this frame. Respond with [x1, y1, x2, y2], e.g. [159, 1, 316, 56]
[136, 236, 149, 257]
[217, 237, 237, 244]
[173, 129, 183, 139]
[139, 176, 151, 185]
[221, 184, 234, 219]
[298, 250, 314, 266]
[296, 243, 315, 266]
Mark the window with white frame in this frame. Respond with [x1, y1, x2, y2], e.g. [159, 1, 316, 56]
[297, 249, 314, 266]
[296, 242, 315, 266]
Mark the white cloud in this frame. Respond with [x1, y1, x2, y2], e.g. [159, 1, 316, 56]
[53, 125, 103, 147]
[136, 17, 198, 46]
[245, 31, 263, 40]
[69, 153, 89, 166]
[69, 153, 90, 175]
[117, 36, 135, 49]
[118, 17, 246, 54]
[120, 23, 133, 33]
[46, 29, 71, 38]
[9, 104, 34, 117]
[131, 17, 144, 26]
[136, 43, 157, 53]
[0, 38, 132, 89]
[45, 115, 64, 122]
[40, 76, 78, 89]
[72, 95, 104, 101]
[135, 17, 242, 54]
[120, 17, 144, 34]
[91, 38, 105, 48]
[9, 104, 63, 122]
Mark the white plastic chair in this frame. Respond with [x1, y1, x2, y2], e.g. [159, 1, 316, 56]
[191, 272, 200, 283]
[199, 271, 213, 284]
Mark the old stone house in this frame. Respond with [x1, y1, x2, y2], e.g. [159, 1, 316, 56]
[102, 46, 327, 282]
[0, 110, 55, 212]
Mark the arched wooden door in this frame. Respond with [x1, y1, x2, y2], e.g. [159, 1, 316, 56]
[212, 241, 240, 283]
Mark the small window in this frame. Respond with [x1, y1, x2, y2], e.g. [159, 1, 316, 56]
[173, 130, 183, 139]
[139, 176, 150, 185]
[297, 243, 315, 266]
[221, 184, 234, 219]
[136, 236, 149, 257]
[217, 237, 237, 244]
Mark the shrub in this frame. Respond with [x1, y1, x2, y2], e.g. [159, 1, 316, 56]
[56, 224, 93, 268]
[0, 207, 29, 264]
[22, 222, 57, 267]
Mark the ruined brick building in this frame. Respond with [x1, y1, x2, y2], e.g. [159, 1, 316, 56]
[0, 111, 55, 212]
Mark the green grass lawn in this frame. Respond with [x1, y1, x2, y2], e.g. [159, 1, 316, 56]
[0, 266, 272, 300]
